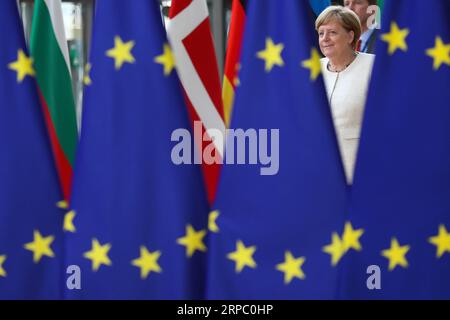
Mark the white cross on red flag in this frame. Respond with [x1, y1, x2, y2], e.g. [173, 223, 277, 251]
[168, 0, 225, 205]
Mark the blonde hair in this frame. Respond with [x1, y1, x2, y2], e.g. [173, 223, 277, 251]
[315, 6, 362, 50]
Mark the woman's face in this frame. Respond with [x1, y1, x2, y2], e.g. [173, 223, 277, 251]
[318, 20, 354, 59]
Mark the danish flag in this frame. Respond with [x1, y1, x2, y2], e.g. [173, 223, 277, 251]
[168, 0, 225, 205]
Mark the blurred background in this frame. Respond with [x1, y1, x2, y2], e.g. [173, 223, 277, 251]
[18, 0, 343, 126]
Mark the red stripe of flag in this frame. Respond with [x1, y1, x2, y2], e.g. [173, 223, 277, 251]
[169, 0, 224, 205]
[37, 87, 73, 201]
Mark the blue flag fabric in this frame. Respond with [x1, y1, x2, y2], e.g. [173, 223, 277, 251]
[339, 1, 450, 299]
[309, 0, 331, 16]
[206, 0, 349, 299]
[0, 0, 64, 299]
[65, 0, 209, 299]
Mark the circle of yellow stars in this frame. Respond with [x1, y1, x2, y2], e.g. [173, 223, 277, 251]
[0, 201, 450, 285]
[1, 34, 189, 280]
[220, 220, 450, 284]
[3, 28, 449, 283]
[2, 197, 450, 283]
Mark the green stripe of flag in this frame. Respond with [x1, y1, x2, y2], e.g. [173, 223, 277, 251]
[30, 0, 77, 166]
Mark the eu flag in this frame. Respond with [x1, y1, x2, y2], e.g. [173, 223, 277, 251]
[340, 1, 450, 299]
[206, 0, 349, 299]
[65, 0, 209, 299]
[0, 0, 64, 299]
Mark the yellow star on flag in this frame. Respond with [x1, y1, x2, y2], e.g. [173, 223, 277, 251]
[301, 48, 322, 81]
[381, 22, 410, 55]
[176, 225, 207, 257]
[106, 36, 136, 70]
[257, 38, 285, 72]
[8, 49, 35, 82]
[429, 225, 450, 258]
[208, 210, 220, 233]
[426, 36, 450, 71]
[131, 246, 162, 279]
[381, 238, 410, 271]
[342, 222, 364, 252]
[63, 210, 76, 233]
[0, 255, 6, 278]
[84, 238, 112, 271]
[56, 200, 69, 210]
[323, 232, 345, 266]
[24, 230, 55, 263]
[227, 240, 257, 273]
[83, 63, 92, 86]
[154, 43, 175, 76]
[276, 251, 306, 284]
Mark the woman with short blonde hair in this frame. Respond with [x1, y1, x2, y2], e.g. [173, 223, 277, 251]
[316, 6, 375, 185]
[316, 6, 362, 50]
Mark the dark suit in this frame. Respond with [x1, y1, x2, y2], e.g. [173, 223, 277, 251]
[361, 29, 379, 54]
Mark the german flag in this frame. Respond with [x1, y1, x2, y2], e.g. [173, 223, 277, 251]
[222, 0, 246, 127]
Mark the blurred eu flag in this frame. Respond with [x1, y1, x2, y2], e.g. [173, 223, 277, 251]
[65, 0, 209, 299]
[206, 0, 349, 299]
[0, 0, 64, 299]
[340, 1, 450, 299]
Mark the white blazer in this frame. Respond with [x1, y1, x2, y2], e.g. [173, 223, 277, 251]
[321, 53, 375, 184]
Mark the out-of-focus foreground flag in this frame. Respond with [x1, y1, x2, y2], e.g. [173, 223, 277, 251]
[167, 0, 226, 205]
[0, 0, 64, 299]
[206, 0, 350, 299]
[223, 0, 246, 127]
[340, 0, 450, 299]
[65, 0, 209, 299]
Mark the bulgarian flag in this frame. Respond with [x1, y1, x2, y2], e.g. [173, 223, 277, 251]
[30, 0, 78, 202]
